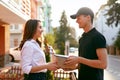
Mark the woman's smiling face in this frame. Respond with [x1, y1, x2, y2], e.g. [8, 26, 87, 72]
[33, 22, 43, 39]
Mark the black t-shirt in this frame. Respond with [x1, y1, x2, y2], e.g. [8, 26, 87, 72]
[78, 28, 106, 80]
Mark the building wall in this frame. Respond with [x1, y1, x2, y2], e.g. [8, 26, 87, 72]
[10, 24, 23, 48]
[21, 0, 31, 18]
[9, 0, 43, 49]
[0, 24, 10, 67]
[4, 25, 10, 53]
[0, 0, 31, 67]
[0, 26, 5, 67]
[95, 6, 120, 55]
[9, 0, 31, 49]
[31, 0, 37, 19]
[44, 0, 52, 33]
[0, 24, 10, 53]
[0, 26, 5, 54]
[95, 6, 120, 46]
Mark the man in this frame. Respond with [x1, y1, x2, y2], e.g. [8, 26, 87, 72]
[64, 7, 108, 80]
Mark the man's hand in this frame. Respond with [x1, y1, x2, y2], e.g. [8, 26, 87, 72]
[64, 56, 79, 66]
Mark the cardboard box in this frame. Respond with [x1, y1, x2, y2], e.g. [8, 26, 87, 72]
[54, 54, 76, 69]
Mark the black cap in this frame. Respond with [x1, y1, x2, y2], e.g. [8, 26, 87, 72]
[70, 7, 94, 19]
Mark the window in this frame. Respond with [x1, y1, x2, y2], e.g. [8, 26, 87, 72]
[10, 25, 13, 30]
[14, 38, 18, 47]
[14, 24, 19, 30]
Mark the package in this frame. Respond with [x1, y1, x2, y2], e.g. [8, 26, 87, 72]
[54, 54, 76, 69]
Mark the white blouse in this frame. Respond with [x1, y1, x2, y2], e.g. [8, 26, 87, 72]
[21, 39, 47, 74]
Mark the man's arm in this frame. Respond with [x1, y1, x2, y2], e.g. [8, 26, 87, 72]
[64, 48, 107, 69]
[78, 48, 107, 69]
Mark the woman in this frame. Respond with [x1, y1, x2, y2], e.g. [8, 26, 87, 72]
[19, 19, 58, 80]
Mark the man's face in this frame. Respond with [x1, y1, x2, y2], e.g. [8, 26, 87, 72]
[76, 15, 90, 28]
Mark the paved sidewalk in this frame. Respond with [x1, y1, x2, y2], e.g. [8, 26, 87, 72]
[104, 70, 116, 80]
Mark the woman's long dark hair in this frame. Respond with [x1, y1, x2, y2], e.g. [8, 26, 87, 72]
[19, 19, 41, 50]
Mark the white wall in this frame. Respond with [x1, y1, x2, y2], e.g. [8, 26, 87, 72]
[94, 7, 120, 46]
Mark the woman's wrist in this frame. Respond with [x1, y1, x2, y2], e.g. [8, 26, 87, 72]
[44, 63, 49, 69]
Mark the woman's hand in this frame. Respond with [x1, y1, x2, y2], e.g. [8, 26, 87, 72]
[47, 62, 59, 71]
